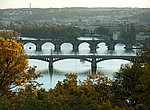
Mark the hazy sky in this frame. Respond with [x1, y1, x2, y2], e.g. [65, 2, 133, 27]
[0, 0, 150, 9]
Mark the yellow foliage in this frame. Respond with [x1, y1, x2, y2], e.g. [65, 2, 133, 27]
[0, 37, 40, 96]
[0, 30, 15, 39]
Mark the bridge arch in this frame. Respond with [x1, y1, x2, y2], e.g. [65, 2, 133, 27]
[42, 42, 55, 51]
[60, 43, 73, 52]
[96, 42, 108, 51]
[97, 59, 131, 75]
[114, 42, 126, 50]
[53, 57, 92, 63]
[24, 42, 36, 50]
[28, 59, 49, 67]
[53, 59, 91, 73]
[132, 42, 144, 48]
[78, 42, 90, 53]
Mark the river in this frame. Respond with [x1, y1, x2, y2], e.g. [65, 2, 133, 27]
[22, 37, 138, 90]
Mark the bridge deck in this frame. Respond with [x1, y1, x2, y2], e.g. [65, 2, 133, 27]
[29, 54, 137, 62]
[30, 54, 136, 57]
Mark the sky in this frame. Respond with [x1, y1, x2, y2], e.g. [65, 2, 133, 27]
[0, 0, 150, 9]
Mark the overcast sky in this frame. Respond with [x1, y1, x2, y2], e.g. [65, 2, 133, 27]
[1, 0, 150, 9]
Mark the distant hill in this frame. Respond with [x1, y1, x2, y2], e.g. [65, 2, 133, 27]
[0, 8, 149, 22]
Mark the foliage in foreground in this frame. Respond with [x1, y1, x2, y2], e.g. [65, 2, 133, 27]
[112, 47, 150, 110]
[1, 66, 149, 110]
[0, 35, 150, 110]
[0, 36, 42, 109]
[0, 73, 117, 110]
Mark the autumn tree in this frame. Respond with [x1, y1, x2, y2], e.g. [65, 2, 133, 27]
[0, 37, 41, 97]
[0, 21, 5, 27]
[0, 30, 18, 39]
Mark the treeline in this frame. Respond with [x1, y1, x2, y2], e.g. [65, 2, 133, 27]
[3, 23, 150, 41]
[16, 24, 143, 41]
[0, 24, 113, 39]
[15, 25, 84, 39]
[14, 25, 112, 39]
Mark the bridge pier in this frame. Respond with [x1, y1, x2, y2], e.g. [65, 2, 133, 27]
[125, 43, 133, 51]
[107, 43, 115, 51]
[73, 45, 79, 53]
[49, 57, 53, 73]
[36, 44, 42, 51]
[54, 44, 61, 53]
[91, 57, 97, 73]
[90, 44, 97, 53]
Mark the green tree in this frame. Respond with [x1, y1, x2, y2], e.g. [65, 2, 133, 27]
[45, 73, 115, 110]
[95, 26, 110, 35]
[112, 46, 150, 110]
[120, 24, 136, 41]
[137, 47, 150, 110]
[16, 25, 82, 39]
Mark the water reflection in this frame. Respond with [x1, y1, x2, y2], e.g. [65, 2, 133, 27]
[61, 43, 73, 54]
[79, 42, 90, 54]
[42, 42, 55, 50]
[25, 41, 137, 90]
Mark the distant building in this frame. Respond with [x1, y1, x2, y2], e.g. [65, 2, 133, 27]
[112, 31, 121, 40]
[136, 32, 150, 40]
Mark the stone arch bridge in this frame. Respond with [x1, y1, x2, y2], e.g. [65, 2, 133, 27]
[18, 38, 149, 53]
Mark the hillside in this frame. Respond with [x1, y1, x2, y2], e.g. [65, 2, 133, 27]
[0, 8, 148, 22]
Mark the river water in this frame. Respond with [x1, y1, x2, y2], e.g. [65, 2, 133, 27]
[22, 37, 138, 90]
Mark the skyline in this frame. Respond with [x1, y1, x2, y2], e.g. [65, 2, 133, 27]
[0, 0, 150, 9]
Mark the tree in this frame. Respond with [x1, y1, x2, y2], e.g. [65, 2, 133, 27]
[112, 64, 143, 109]
[112, 46, 150, 110]
[44, 73, 115, 110]
[138, 46, 150, 65]
[137, 47, 150, 110]
[120, 24, 136, 41]
[0, 21, 5, 27]
[16, 25, 81, 39]
[0, 37, 41, 96]
[95, 26, 110, 35]
[0, 30, 14, 39]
